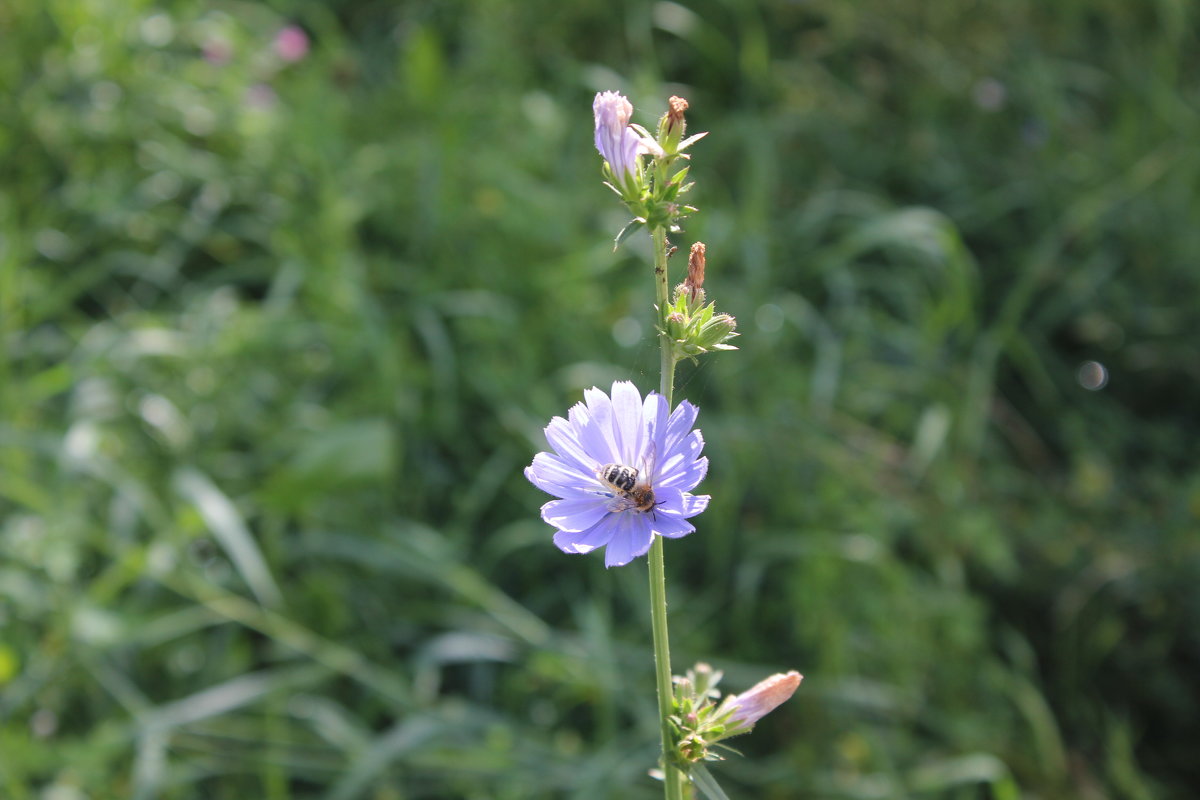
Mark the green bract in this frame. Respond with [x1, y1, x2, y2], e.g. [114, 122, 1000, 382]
[662, 284, 739, 362]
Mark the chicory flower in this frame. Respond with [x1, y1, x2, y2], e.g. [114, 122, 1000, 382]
[593, 91, 662, 193]
[525, 381, 709, 567]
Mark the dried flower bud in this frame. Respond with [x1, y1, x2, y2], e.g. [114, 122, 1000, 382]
[685, 242, 706, 300]
[658, 96, 691, 153]
[674, 242, 706, 305]
[667, 96, 688, 133]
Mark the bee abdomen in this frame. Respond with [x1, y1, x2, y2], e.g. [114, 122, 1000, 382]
[600, 463, 638, 492]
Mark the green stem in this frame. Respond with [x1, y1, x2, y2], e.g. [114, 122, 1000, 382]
[648, 537, 682, 799]
[652, 228, 675, 402]
[649, 224, 685, 800]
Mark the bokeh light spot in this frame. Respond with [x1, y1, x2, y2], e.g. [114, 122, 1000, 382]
[612, 316, 642, 348]
[755, 303, 784, 332]
[1077, 360, 1108, 390]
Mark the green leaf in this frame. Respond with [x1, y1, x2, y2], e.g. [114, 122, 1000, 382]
[691, 763, 732, 800]
[173, 467, 283, 608]
[613, 218, 645, 250]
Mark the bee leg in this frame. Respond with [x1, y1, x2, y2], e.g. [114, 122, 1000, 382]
[652, 499, 666, 521]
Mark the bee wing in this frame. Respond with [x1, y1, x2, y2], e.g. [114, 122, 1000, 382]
[638, 439, 658, 487]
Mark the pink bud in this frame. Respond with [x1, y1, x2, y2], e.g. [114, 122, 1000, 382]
[729, 671, 802, 727]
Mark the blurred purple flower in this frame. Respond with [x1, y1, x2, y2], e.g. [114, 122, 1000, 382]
[524, 381, 709, 567]
[593, 91, 661, 188]
[274, 25, 310, 62]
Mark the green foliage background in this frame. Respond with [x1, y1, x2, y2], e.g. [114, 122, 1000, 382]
[2, 1, 1199, 798]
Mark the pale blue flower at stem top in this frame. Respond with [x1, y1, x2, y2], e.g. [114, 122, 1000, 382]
[524, 381, 710, 568]
[593, 91, 663, 195]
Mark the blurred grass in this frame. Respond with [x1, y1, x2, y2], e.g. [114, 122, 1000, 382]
[2, 0, 1199, 798]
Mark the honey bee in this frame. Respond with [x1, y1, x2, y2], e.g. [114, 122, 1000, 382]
[597, 462, 659, 513]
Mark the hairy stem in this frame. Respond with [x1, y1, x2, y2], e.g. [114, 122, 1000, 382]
[649, 224, 685, 799]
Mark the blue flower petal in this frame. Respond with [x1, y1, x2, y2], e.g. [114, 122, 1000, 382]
[610, 380, 646, 464]
[643, 391, 669, 461]
[554, 514, 619, 554]
[582, 387, 622, 465]
[567, 400, 591, 429]
[658, 454, 708, 492]
[603, 512, 655, 567]
[650, 511, 695, 539]
[545, 415, 598, 474]
[672, 429, 705, 463]
[541, 496, 612, 532]
[680, 493, 710, 518]
[524, 454, 595, 499]
[662, 400, 699, 457]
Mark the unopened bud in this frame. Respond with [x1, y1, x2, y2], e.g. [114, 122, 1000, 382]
[662, 243, 737, 360]
[658, 96, 689, 153]
[727, 671, 802, 729]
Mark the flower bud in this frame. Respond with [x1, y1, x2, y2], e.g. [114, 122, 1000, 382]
[688, 661, 722, 700]
[683, 242, 706, 303]
[593, 91, 662, 199]
[725, 671, 803, 731]
[658, 95, 689, 153]
[668, 662, 801, 766]
[662, 243, 738, 360]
